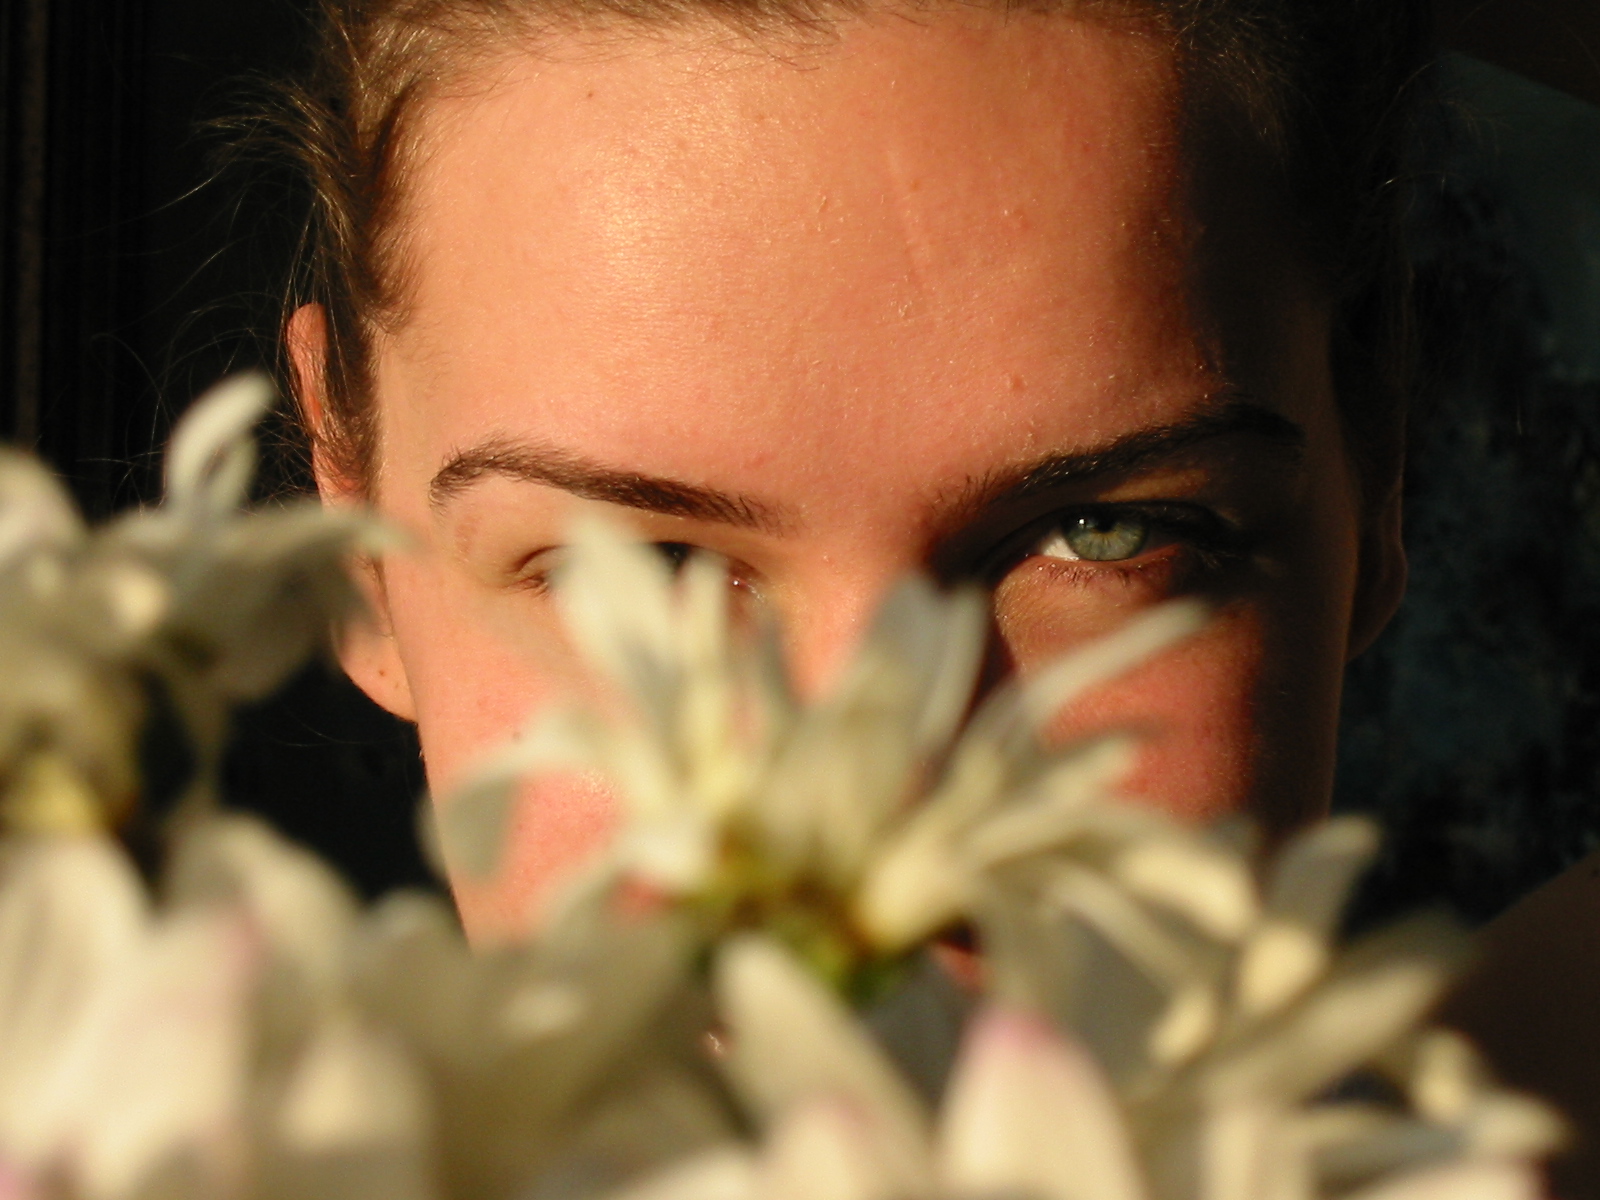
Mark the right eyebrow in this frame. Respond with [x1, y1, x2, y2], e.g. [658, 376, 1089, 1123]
[949, 397, 1307, 520]
[428, 436, 790, 533]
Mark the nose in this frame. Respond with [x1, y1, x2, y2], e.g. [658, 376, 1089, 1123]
[773, 559, 914, 701]
[768, 552, 1012, 710]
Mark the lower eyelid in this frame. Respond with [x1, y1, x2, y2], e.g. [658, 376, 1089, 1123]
[1005, 550, 1180, 597]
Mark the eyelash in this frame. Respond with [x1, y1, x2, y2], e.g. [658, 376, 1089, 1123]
[512, 542, 751, 596]
[510, 507, 1244, 597]
[982, 503, 1247, 586]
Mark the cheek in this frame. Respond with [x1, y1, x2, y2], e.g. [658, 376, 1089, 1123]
[377, 552, 624, 941]
[383, 558, 541, 786]
[448, 774, 620, 945]
[1035, 616, 1267, 825]
[994, 551, 1196, 646]
[381, 548, 579, 790]
[994, 558, 1265, 823]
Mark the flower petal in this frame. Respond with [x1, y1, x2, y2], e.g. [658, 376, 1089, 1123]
[437, 708, 610, 879]
[1210, 915, 1470, 1106]
[1342, 1160, 1542, 1200]
[0, 836, 146, 1166]
[278, 1014, 431, 1152]
[938, 1006, 1147, 1200]
[1198, 1100, 1311, 1200]
[556, 517, 679, 710]
[263, 1014, 436, 1200]
[65, 909, 257, 1200]
[1112, 837, 1258, 944]
[166, 814, 358, 1009]
[603, 1146, 757, 1200]
[0, 451, 83, 570]
[760, 1097, 926, 1200]
[163, 374, 272, 515]
[1235, 817, 1382, 1017]
[714, 935, 929, 1188]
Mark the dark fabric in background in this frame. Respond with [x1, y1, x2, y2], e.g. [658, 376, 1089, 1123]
[1338, 56, 1600, 927]
[0, 0, 1598, 917]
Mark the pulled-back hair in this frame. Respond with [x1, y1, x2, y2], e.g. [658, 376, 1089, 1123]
[272, 0, 1433, 499]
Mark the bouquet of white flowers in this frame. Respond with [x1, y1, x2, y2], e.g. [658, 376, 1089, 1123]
[0, 380, 1563, 1200]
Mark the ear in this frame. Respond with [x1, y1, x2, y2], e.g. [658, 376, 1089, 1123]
[286, 304, 344, 498]
[286, 303, 418, 722]
[338, 561, 419, 723]
[1346, 475, 1407, 661]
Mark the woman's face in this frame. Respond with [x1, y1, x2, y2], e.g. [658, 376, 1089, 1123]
[301, 10, 1405, 941]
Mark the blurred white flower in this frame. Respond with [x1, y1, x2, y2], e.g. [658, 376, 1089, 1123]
[441, 519, 1206, 982]
[0, 812, 738, 1200]
[442, 527, 1561, 1200]
[0, 374, 382, 830]
[0, 833, 257, 1200]
[0, 384, 1563, 1200]
[0, 388, 732, 1200]
[610, 935, 1554, 1200]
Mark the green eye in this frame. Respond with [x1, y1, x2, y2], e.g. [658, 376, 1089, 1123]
[1037, 513, 1150, 563]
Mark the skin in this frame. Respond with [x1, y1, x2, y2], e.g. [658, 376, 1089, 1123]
[292, 9, 1406, 943]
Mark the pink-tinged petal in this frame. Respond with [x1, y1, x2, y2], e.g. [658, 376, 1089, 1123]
[63, 909, 259, 1200]
[1344, 1161, 1543, 1200]
[167, 815, 357, 1006]
[938, 1006, 1147, 1200]
[0, 836, 145, 1168]
[0, 1162, 36, 1200]
[714, 937, 931, 1195]
[760, 1097, 928, 1200]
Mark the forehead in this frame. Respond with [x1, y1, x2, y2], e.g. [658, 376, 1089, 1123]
[376, 12, 1286, 509]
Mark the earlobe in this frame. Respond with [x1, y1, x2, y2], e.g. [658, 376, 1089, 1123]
[1346, 479, 1408, 661]
[338, 559, 419, 723]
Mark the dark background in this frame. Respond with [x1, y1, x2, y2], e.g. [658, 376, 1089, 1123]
[0, 0, 1598, 909]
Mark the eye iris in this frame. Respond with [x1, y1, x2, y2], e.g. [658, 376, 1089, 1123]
[1064, 514, 1148, 562]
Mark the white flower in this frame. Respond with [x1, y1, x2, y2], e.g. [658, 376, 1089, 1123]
[611, 936, 1554, 1200]
[0, 833, 258, 1200]
[614, 935, 1152, 1200]
[171, 812, 733, 1200]
[440, 519, 1206, 976]
[103, 375, 381, 786]
[0, 374, 382, 830]
[446, 527, 1562, 1200]
[0, 810, 740, 1200]
[0, 389, 1564, 1200]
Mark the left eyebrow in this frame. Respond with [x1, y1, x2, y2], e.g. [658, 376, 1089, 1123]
[949, 397, 1307, 519]
[427, 436, 789, 532]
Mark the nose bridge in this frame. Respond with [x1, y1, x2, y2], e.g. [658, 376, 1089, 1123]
[777, 557, 909, 701]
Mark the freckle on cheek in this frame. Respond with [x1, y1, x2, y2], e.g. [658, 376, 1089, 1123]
[448, 773, 620, 945]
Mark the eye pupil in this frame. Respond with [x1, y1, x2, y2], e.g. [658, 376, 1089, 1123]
[1064, 513, 1148, 562]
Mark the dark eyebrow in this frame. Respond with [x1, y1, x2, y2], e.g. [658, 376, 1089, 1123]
[954, 398, 1306, 519]
[428, 436, 788, 532]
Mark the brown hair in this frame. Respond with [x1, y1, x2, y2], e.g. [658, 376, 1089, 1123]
[271, 0, 1433, 498]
